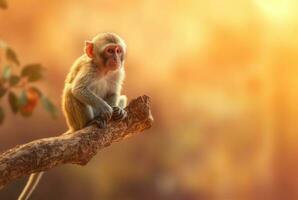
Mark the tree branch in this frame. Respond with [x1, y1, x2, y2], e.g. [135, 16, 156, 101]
[0, 95, 153, 188]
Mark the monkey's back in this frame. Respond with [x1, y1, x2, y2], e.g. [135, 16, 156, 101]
[62, 55, 92, 131]
[65, 55, 91, 84]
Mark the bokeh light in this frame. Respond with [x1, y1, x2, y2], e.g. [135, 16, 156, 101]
[1, 0, 298, 199]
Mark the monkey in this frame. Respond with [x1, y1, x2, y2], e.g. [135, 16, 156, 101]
[18, 32, 128, 200]
[62, 32, 128, 131]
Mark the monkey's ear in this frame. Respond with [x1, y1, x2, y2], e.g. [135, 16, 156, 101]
[84, 41, 94, 58]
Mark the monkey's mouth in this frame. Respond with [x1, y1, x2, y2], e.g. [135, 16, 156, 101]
[106, 60, 120, 70]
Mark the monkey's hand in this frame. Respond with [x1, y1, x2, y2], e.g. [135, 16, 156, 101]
[92, 105, 113, 128]
[112, 106, 127, 121]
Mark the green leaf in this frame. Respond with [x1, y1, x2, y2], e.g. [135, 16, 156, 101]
[6, 47, 20, 66]
[2, 65, 11, 80]
[41, 96, 57, 119]
[0, 84, 6, 98]
[21, 64, 43, 82]
[0, 0, 7, 9]
[8, 92, 18, 114]
[9, 75, 20, 86]
[0, 106, 4, 124]
[18, 90, 28, 106]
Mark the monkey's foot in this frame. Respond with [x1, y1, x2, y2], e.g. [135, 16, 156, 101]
[88, 118, 107, 129]
[112, 107, 127, 121]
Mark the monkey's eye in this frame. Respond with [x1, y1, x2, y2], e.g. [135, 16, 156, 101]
[107, 49, 113, 54]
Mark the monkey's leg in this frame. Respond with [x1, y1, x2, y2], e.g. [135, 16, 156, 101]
[114, 95, 127, 120]
[105, 94, 127, 121]
[63, 88, 94, 132]
[118, 95, 127, 108]
[18, 172, 44, 200]
[89, 106, 112, 128]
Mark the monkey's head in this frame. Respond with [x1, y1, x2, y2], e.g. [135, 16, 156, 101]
[84, 33, 126, 72]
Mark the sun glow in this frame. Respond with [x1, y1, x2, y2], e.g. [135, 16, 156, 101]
[254, 0, 292, 20]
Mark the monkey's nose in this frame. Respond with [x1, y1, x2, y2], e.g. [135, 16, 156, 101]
[114, 45, 122, 54]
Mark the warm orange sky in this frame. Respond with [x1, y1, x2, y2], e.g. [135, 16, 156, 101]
[1, 1, 298, 199]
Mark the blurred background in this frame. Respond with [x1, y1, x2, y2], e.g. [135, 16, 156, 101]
[1, 0, 298, 199]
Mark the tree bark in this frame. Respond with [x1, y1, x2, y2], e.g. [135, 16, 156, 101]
[0, 95, 153, 188]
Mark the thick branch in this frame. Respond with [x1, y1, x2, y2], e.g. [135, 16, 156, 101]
[0, 95, 153, 188]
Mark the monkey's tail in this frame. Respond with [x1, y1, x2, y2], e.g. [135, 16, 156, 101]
[18, 172, 44, 200]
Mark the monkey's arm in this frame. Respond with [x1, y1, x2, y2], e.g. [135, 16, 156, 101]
[71, 69, 112, 115]
[71, 70, 113, 123]
[105, 93, 119, 107]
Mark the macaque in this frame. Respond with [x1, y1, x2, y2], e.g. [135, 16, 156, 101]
[18, 32, 128, 200]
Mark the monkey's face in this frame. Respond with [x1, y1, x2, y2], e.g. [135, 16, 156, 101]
[101, 44, 124, 71]
[85, 33, 126, 71]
